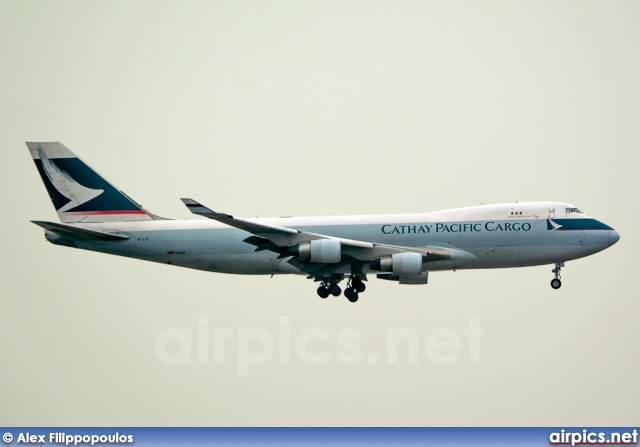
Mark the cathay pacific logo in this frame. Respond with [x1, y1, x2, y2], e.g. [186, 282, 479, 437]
[381, 221, 532, 234]
[38, 145, 104, 212]
[547, 219, 563, 230]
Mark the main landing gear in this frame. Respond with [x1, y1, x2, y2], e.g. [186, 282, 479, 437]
[316, 275, 366, 302]
[344, 276, 366, 303]
[550, 262, 564, 289]
[317, 282, 341, 298]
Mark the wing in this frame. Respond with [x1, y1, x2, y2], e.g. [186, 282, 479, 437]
[180, 199, 454, 280]
[181, 198, 372, 248]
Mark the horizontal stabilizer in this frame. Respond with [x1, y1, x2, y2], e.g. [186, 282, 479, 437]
[31, 221, 129, 241]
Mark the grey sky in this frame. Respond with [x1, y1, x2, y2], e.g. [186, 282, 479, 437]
[1, 0, 638, 426]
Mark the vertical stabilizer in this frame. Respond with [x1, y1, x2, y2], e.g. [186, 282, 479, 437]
[27, 142, 157, 223]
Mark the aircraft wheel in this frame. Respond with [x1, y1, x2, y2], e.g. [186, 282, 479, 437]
[329, 284, 342, 297]
[354, 280, 366, 293]
[317, 286, 330, 298]
[550, 278, 562, 290]
[344, 287, 354, 299]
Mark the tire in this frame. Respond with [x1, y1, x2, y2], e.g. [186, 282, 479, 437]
[317, 286, 330, 298]
[347, 290, 359, 303]
[550, 278, 562, 290]
[354, 281, 366, 293]
[344, 287, 355, 300]
[329, 284, 342, 297]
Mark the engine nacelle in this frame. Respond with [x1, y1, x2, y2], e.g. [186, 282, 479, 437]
[290, 239, 342, 263]
[370, 252, 423, 276]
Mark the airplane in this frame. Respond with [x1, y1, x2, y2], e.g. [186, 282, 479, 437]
[26, 141, 620, 302]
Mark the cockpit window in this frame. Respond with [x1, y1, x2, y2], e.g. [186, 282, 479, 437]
[566, 208, 582, 214]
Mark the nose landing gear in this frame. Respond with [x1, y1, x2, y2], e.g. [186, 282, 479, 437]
[550, 262, 564, 289]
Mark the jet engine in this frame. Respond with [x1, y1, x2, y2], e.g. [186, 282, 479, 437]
[370, 252, 423, 276]
[289, 239, 342, 263]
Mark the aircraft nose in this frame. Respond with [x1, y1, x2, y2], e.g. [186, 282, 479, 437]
[610, 230, 620, 246]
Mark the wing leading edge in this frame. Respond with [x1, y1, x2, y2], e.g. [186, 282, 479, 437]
[179, 199, 456, 276]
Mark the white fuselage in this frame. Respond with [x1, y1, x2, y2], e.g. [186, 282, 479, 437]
[46, 202, 619, 277]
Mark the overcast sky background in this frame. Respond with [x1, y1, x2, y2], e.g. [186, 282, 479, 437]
[1, 1, 639, 426]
